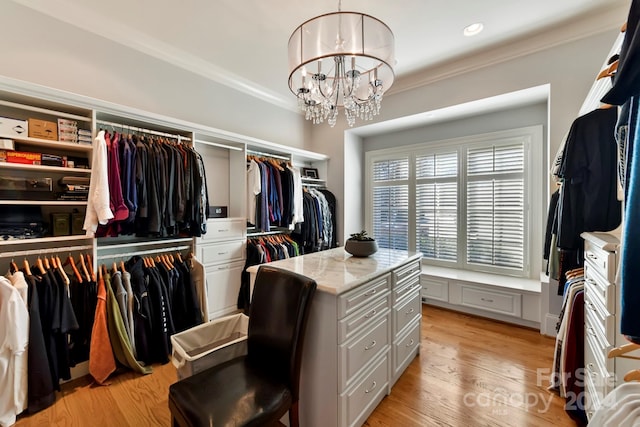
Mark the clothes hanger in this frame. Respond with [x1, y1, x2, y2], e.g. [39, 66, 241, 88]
[36, 257, 46, 275]
[62, 254, 83, 283]
[43, 256, 51, 270]
[86, 254, 96, 282]
[10, 259, 18, 274]
[608, 343, 640, 360]
[597, 60, 619, 80]
[120, 260, 127, 273]
[78, 253, 91, 282]
[622, 21, 627, 33]
[624, 369, 640, 382]
[23, 259, 32, 276]
[56, 255, 70, 286]
[176, 252, 183, 263]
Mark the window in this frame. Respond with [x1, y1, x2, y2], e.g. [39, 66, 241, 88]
[366, 127, 540, 278]
[371, 158, 409, 250]
[466, 144, 524, 270]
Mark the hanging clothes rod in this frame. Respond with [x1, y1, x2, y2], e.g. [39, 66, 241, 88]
[246, 149, 290, 161]
[0, 244, 93, 259]
[96, 245, 192, 261]
[96, 119, 192, 141]
[195, 139, 243, 151]
[247, 230, 290, 237]
[96, 237, 193, 251]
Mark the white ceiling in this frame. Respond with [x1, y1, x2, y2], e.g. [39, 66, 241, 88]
[10, 0, 631, 112]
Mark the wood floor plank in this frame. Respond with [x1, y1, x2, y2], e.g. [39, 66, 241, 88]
[16, 304, 574, 426]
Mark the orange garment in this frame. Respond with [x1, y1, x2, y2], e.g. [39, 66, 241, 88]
[89, 276, 116, 384]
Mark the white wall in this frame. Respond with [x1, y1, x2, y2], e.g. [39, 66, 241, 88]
[309, 28, 621, 248]
[0, 1, 308, 149]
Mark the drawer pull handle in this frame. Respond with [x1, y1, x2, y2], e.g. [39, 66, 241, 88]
[218, 266, 230, 270]
[481, 298, 494, 303]
[365, 289, 377, 297]
[365, 340, 377, 351]
[587, 253, 598, 261]
[406, 339, 415, 347]
[217, 252, 229, 255]
[587, 362, 595, 372]
[406, 308, 415, 315]
[365, 381, 377, 394]
[587, 302, 597, 311]
[587, 327, 597, 337]
[365, 309, 377, 319]
[217, 229, 229, 233]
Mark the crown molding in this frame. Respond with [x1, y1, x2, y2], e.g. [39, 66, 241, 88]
[390, 2, 630, 96]
[9, 0, 299, 113]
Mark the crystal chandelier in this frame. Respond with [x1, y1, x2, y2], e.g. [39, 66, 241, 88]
[287, 2, 395, 127]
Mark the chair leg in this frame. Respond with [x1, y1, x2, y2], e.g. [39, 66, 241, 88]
[289, 401, 300, 427]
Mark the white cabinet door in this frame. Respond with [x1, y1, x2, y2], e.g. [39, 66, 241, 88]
[206, 260, 245, 319]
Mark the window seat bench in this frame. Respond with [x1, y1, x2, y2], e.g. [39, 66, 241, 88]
[421, 266, 541, 328]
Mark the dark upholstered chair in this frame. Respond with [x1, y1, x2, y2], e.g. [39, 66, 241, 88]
[168, 266, 317, 427]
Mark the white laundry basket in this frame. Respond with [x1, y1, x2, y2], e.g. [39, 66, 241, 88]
[171, 313, 249, 380]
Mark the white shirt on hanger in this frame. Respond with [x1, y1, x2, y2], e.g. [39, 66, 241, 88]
[246, 159, 261, 225]
[83, 130, 114, 236]
[0, 276, 29, 427]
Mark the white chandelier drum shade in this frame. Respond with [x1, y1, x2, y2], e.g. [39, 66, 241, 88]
[288, 11, 395, 127]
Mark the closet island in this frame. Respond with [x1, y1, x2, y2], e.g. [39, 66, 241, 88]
[247, 247, 422, 427]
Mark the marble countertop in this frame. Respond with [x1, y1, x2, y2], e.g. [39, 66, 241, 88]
[246, 247, 422, 295]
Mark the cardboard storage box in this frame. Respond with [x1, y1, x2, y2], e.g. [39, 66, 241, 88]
[28, 118, 58, 140]
[0, 150, 41, 165]
[0, 117, 28, 137]
[171, 313, 248, 380]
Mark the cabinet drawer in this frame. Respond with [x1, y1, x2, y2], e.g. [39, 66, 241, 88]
[393, 289, 422, 336]
[393, 321, 420, 381]
[200, 218, 245, 242]
[584, 282, 615, 340]
[199, 240, 245, 266]
[339, 293, 390, 343]
[584, 367, 600, 421]
[205, 260, 244, 319]
[457, 283, 522, 317]
[393, 260, 421, 285]
[338, 274, 390, 319]
[584, 263, 616, 314]
[421, 276, 449, 302]
[584, 307, 614, 374]
[393, 272, 420, 305]
[585, 331, 614, 401]
[339, 354, 389, 427]
[339, 317, 389, 390]
[584, 240, 616, 283]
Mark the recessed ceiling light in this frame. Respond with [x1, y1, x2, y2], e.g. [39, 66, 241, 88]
[464, 23, 484, 37]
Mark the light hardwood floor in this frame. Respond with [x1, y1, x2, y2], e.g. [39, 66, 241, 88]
[16, 305, 574, 427]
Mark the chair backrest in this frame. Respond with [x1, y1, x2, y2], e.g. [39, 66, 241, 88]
[247, 266, 317, 400]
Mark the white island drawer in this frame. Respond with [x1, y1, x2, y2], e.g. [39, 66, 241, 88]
[339, 293, 390, 343]
[393, 288, 422, 335]
[338, 274, 390, 318]
[339, 354, 389, 427]
[339, 316, 389, 390]
[393, 260, 421, 285]
[392, 320, 420, 382]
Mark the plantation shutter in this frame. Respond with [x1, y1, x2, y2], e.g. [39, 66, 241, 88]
[372, 158, 409, 250]
[415, 152, 457, 261]
[466, 143, 524, 270]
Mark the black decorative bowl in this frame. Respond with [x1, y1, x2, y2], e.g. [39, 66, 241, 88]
[344, 240, 378, 257]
